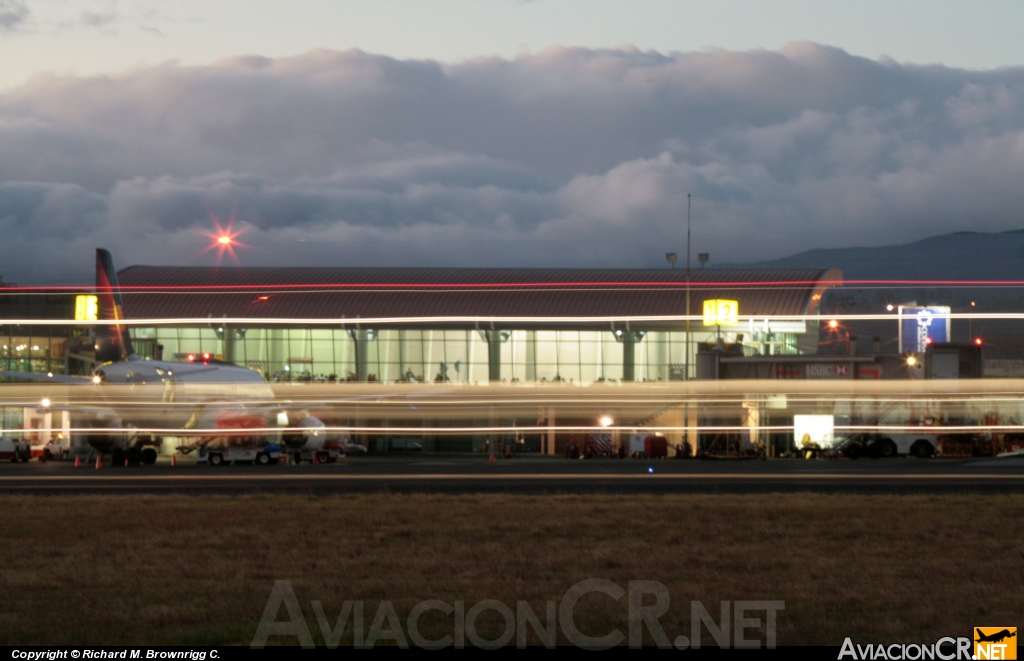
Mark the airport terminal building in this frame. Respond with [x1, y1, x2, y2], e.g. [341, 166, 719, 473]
[1, 266, 841, 384]
[111, 266, 840, 385]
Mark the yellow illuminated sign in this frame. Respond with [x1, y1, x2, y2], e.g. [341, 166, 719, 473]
[703, 299, 738, 326]
[75, 295, 98, 321]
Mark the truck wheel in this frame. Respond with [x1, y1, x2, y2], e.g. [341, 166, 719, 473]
[846, 443, 863, 460]
[140, 448, 158, 465]
[317, 451, 329, 464]
[209, 453, 223, 466]
[879, 439, 898, 458]
[257, 453, 270, 465]
[910, 441, 933, 458]
[867, 443, 882, 459]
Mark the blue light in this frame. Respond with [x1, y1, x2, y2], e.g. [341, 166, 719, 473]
[647, 467, 654, 473]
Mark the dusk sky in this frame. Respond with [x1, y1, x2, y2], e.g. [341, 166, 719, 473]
[2, 1, 1024, 282]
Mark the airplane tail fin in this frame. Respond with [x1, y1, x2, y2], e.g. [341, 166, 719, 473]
[95, 248, 136, 363]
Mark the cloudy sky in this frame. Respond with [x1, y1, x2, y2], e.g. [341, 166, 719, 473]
[2, 1, 1024, 283]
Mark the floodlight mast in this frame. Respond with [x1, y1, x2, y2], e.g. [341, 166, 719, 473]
[685, 193, 692, 457]
[686, 193, 691, 381]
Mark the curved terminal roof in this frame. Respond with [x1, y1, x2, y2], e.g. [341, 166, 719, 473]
[116, 266, 842, 329]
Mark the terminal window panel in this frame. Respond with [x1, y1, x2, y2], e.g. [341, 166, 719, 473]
[1, 406, 24, 433]
[0, 326, 69, 374]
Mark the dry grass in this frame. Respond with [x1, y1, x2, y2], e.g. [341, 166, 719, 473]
[0, 493, 1020, 646]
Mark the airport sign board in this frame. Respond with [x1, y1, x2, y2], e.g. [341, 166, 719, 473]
[703, 299, 738, 326]
[75, 295, 98, 321]
[898, 306, 951, 353]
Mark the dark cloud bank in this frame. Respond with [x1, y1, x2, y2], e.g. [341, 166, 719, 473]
[2, 43, 1024, 283]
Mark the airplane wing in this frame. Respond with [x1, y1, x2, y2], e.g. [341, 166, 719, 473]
[0, 370, 94, 384]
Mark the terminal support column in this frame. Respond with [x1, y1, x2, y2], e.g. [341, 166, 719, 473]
[221, 324, 235, 364]
[622, 333, 636, 382]
[485, 330, 503, 382]
[352, 329, 369, 382]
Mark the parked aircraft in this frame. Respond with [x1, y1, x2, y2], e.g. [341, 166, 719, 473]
[0, 249, 327, 465]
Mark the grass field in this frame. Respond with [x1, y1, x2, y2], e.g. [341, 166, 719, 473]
[0, 493, 1020, 647]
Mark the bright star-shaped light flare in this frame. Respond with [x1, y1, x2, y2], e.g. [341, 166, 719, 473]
[194, 210, 254, 265]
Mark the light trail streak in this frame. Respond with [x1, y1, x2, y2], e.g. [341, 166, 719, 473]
[6, 312, 1024, 326]
[37, 424, 1024, 437]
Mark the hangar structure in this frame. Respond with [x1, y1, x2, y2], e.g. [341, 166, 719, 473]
[109, 266, 843, 385]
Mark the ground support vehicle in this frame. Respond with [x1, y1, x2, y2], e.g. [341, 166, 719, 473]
[42, 439, 70, 461]
[291, 438, 346, 464]
[839, 432, 940, 459]
[0, 437, 30, 462]
[197, 443, 283, 466]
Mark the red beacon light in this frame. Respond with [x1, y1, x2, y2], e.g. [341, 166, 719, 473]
[186, 354, 196, 362]
[974, 338, 983, 346]
[202, 352, 211, 363]
[925, 337, 933, 345]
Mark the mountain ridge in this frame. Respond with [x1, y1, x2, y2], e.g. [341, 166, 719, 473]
[738, 229, 1024, 280]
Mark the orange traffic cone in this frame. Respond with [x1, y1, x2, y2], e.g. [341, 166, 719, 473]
[171, 454, 177, 467]
[124, 455, 130, 467]
[489, 451, 495, 465]
[312, 451, 319, 464]
[95, 456, 102, 469]
[75, 455, 81, 468]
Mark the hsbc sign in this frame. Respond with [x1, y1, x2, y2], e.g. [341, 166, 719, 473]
[806, 363, 851, 379]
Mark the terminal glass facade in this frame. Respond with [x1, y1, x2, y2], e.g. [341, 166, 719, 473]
[129, 326, 805, 383]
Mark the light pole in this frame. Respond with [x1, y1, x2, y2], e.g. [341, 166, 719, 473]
[685, 193, 692, 458]
[685, 193, 691, 380]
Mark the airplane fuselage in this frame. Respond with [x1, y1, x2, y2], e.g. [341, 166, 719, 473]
[94, 358, 277, 429]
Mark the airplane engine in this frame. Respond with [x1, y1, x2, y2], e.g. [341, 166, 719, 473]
[87, 433, 119, 453]
[281, 416, 327, 450]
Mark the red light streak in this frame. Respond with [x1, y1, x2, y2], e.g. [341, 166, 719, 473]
[21, 277, 1024, 293]
[24, 276, 1024, 294]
